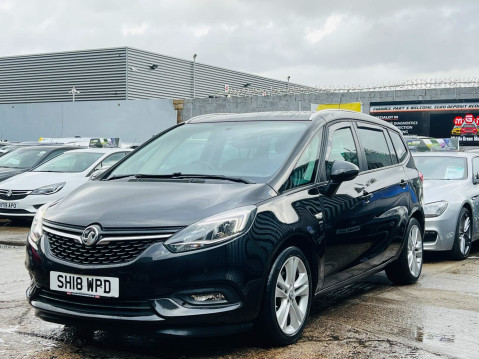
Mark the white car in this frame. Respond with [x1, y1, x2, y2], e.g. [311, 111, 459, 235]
[0, 148, 131, 218]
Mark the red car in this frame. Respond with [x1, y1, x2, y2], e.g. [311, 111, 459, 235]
[461, 124, 478, 135]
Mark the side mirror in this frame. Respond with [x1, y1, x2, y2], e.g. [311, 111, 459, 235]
[89, 168, 108, 181]
[324, 160, 359, 197]
[330, 160, 360, 183]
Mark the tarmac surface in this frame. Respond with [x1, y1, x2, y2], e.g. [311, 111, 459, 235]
[0, 219, 478, 358]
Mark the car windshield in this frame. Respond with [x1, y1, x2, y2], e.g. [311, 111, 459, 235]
[0, 147, 48, 169]
[33, 152, 104, 173]
[414, 156, 467, 180]
[109, 121, 310, 183]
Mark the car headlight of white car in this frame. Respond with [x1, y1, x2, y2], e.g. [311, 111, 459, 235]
[27, 203, 50, 250]
[424, 201, 448, 218]
[164, 206, 257, 253]
[31, 182, 65, 195]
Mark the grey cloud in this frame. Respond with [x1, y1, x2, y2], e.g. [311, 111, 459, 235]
[0, 0, 478, 87]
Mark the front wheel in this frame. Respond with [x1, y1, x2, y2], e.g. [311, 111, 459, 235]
[450, 207, 472, 260]
[257, 246, 312, 346]
[385, 218, 423, 285]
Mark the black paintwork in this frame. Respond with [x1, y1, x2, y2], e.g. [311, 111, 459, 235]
[25, 110, 424, 336]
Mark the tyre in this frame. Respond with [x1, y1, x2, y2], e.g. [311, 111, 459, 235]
[385, 218, 423, 285]
[450, 207, 472, 260]
[257, 246, 312, 346]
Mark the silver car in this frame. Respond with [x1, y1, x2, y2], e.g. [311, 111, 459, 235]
[413, 152, 479, 259]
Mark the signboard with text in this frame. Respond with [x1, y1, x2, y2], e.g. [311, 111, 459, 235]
[370, 101, 479, 147]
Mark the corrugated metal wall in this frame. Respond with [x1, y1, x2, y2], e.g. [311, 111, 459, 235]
[0, 48, 127, 104]
[127, 48, 294, 99]
[0, 47, 299, 103]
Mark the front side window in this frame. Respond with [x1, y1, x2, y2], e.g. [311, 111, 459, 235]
[109, 121, 310, 183]
[326, 127, 359, 178]
[357, 128, 393, 170]
[101, 152, 128, 168]
[280, 134, 320, 191]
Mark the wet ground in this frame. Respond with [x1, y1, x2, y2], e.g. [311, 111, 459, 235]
[0, 220, 478, 358]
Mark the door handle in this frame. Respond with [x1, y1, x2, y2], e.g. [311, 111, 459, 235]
[399, 179, 407, 189]
[472, 195, 478, 200]
[360, 190, 372, 203]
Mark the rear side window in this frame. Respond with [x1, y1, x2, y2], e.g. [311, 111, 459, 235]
[357, 128, 393, 170]
[389, 131, 408, 162]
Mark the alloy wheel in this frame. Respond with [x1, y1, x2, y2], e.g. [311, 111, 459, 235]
[275, 256, 310, 335]
[459, 212, 472, 256]
[407, 224, 423, 277]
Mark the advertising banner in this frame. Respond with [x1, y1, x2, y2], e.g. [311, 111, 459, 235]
[370, 101, 479, 147]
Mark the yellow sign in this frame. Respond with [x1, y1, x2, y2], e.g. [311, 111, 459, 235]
[312, 102, 362, 112]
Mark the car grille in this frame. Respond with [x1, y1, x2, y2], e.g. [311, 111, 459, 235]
[36, 289, 155, 317]
[43, 220, 182, 266]
[0, 189, 31, 201]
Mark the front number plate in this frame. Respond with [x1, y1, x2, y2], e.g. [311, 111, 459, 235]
[50, 271, 119, 298]
[0, 202, 18, 209]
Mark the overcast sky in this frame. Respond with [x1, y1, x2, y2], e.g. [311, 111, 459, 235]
[1, 0, 478, 88]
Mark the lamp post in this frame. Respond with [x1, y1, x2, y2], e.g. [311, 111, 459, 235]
[69, 87, 80, 102]
[287, 76, 290, 92]
[193, 54, 197, 99]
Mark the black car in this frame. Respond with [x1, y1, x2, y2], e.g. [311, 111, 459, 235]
[0, 145, 81, 182]
[26, 110, 424, 345]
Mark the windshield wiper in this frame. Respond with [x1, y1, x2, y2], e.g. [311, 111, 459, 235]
[105, 174, 136, 181]
[134, 173, 254, 184]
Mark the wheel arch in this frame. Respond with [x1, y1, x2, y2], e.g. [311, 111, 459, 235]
[271, 233, 322, 296]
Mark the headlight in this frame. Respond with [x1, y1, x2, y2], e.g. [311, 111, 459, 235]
[31, 182, 65, 195]
[164, 206, 257, 253]
[27, 203, 50, 250]
[424, 201, 448, 218]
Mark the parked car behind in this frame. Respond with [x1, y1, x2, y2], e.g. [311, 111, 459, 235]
[413, 152, 479, 259]
[0, 148, 130, 218]
[0, 146, 81, 182]
[404, 136, 455, 152]
[25, 110, 424, 346]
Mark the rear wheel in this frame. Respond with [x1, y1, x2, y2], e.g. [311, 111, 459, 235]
[450, 207, 472, 260]
[385, 218, 423, 284]
[257, 246, 312, 346]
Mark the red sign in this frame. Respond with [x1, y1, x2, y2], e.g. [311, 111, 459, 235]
[454, 116, 464, 126]
[464, 114, 474, 123]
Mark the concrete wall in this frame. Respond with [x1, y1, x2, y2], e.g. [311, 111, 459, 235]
[0, 99, 176, 145]
[182, 87, 479, 120]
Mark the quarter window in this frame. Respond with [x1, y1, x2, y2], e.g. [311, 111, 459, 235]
[389, 131, 408, 163]
[357, 128, 393, 170]
[281, 134, 320, 191]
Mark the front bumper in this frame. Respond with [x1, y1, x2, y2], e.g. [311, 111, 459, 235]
[0, 193, 55, 218]
[25, 232, 266, 336]
[424, 211, 457, 251]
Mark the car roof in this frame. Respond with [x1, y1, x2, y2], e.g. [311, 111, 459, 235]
[11, 145, 80, 152]
[187, 109, 398, 131]
[63, 148, 131, 154]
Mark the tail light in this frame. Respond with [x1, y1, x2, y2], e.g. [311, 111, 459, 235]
[419, 171, 424, 182]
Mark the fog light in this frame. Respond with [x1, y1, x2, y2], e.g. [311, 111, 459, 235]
[190, 293, 225, 302]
